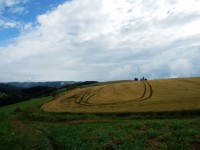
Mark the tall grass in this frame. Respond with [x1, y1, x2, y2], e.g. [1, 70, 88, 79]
[34, 118, 200, 150]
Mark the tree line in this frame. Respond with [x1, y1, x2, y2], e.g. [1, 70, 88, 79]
[0, 84, 56, 107]
[0, 81, 98, 107]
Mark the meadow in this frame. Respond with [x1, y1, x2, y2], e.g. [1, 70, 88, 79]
[0, 77, 200, 150]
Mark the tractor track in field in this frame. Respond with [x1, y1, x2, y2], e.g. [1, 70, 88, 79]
[138, 81, 153, 101]
[72, 81, 153, 106]
[138, 81, 146, 99]
[82, 87, 104, 104]
[78, 89, 92, 105]
[74, 89, 92, 105]
[73, 88, 104, 106]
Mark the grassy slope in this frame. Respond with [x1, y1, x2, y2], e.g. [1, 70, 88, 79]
[0, 97, 53, 150]
[0, 96, 199, 150]
[42, 77, 200, 113]
[0, 77, 200, 149]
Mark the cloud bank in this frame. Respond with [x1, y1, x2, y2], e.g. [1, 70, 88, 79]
[0, 0, 200, 81]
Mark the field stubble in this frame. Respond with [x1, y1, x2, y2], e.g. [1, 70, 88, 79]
[42, 77, 200, 113]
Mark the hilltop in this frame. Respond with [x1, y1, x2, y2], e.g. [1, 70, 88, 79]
[42, 77, 200, 113]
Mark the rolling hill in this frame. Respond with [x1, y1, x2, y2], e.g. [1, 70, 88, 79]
[42, 77, 200, 113]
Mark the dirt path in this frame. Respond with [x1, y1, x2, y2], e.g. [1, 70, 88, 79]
[10, 118, 57, 150]
[10, 118, 27, 132]
[37, 128, 58, 150]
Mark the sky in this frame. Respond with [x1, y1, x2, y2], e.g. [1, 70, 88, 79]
[0, 0, 200, 82]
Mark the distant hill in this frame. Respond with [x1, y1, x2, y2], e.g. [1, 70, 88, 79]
[0, 83, 21, 94]
[4, 81, 76, 88]
[0, 81, 98, 107]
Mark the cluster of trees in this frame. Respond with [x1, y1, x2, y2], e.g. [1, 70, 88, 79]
[60, 81, 98, 90]
[0, 84, 56, 107]
[134, 77, 147, 81]
[0, 94, 28, 106]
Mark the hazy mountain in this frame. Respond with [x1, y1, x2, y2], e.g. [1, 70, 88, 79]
[0, 83, 21, 94]
[4, 81, 77, 88]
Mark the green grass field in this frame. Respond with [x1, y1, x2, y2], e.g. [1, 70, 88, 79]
[0, 99, 199, 150]
[0, 97, 53, 150]
[0, 77, 200, 149]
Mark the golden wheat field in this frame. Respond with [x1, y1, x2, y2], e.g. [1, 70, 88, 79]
[41, 77, 200, 113]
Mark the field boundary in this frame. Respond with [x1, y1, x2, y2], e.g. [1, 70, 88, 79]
[23, 108, 200, 122]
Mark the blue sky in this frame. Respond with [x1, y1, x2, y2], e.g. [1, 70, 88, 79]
[0, 0, 200, 82]
[0, 0, 67, 45]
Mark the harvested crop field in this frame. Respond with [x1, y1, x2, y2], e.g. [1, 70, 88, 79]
[42, 77, 200, 113]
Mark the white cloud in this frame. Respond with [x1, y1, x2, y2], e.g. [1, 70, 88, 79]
[0, 0, 28, 30]
[0, 18, 16, 28]
[0, 0, 200, 82]
[0, 0, 27, 11]
[8, 6, 27, 14]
